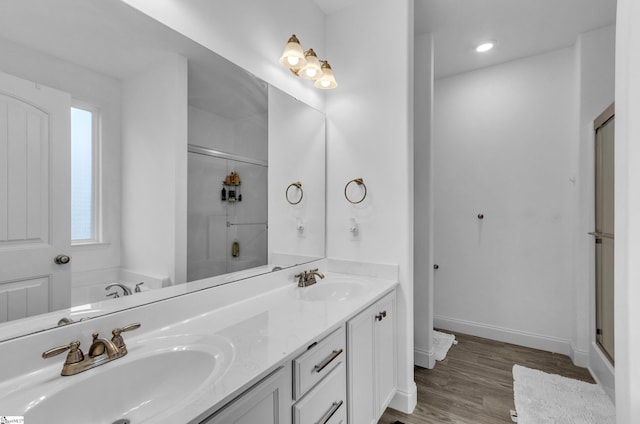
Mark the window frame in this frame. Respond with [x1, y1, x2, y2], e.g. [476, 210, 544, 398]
[70, 100, 102, 245]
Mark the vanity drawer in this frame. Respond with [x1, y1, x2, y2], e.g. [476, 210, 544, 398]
[293, 327, 345, 399]
[293, 362, 346, 424]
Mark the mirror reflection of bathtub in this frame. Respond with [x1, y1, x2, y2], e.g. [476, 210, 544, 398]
[71, 268, 169, 305]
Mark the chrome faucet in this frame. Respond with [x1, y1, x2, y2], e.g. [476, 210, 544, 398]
[105, 283, 132, 296]
[42, 323, 141, 376]
[295, 268, 325, 287]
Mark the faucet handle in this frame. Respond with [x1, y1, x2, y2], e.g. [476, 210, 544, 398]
[135, 282, 144, 293]
[114, 322, 141, 335]
[111, 323, 141, 351]
[42, 340, 84, 364]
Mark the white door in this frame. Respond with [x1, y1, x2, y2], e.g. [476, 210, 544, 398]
[0, 70, 71, 323]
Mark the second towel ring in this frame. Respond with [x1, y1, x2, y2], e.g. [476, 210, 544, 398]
[344, 178, 367, 204]
[286, 181, 303, 205]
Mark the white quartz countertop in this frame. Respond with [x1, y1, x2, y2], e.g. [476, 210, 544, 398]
[149, 272, 398, 423]
[0, 261, 399, 424]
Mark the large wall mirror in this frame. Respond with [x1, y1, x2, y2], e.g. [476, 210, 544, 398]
[0, 0, 326, 341]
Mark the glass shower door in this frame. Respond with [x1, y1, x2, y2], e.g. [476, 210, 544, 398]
[187, 149, 267, 282]
[594, 105, 614, 364]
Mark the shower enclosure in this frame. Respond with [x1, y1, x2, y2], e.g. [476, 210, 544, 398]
[187, 147, 267, 281]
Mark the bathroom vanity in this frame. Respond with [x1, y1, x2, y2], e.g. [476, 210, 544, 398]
[0, 261, 398, 424]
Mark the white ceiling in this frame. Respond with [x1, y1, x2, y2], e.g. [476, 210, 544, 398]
[313, 0, 360, 14]
[315, 0, 616, 79]
[417, 0, 617, 79]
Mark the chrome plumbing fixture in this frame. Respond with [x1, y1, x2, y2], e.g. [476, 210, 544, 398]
[105, 283, 132, 296]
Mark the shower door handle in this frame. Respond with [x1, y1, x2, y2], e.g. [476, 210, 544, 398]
[588, 231, 613, 239]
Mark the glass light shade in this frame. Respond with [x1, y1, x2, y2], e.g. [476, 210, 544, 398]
[279, 35, 306, 70]
[314, 61, 337, 89]
[299, 49, 324, 80]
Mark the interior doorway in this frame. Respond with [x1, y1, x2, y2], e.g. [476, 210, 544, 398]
[593, 103, 615, 364]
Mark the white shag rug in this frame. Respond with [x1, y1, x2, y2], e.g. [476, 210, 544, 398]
[433, 330, 457, 361]
[512, 365, 615, 424]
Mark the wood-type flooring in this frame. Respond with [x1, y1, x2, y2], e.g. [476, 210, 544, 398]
[378, 331, 595, 424]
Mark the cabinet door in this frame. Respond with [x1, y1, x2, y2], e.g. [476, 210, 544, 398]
[375, 291, 396, 412]
[347, 304, 376, 424]
[201, 367, 291, 424]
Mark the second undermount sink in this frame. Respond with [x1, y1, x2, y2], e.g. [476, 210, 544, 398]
[296, 278, 368, 301]
[1, 334, 234, 424]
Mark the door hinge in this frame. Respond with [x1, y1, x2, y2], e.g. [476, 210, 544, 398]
[595, 238, 603, 244]
[596, 328, 603, 335]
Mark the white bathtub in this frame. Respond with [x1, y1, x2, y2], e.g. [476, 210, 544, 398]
[71, 268, 170, 306]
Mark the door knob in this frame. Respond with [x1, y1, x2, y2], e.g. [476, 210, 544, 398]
[54, 254, 71, 265]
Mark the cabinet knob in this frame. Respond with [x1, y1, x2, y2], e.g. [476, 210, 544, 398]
[375, 311, 387, 321]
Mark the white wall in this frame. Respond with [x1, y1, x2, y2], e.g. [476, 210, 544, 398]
[121, 0, 325, 112]
[0, 37, 122, 276]
[614, 0, 640, 420]
[574, 25, 616, 395]
[325, 0, 416, 413]
[121, 54, 188, 284]
[268, 86, 326, 263]
[413, 32, 435, 369]
[433, 48, 578, 354]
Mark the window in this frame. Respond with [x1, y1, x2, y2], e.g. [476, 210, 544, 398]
[71, 103, 99, 242]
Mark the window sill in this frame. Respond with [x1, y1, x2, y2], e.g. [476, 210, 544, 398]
[71, 241, 111, 250]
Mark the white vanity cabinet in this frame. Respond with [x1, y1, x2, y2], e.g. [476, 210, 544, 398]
[292, 327, 347, 424]
[347, 290, 397, 424]
[200, 366, 292, 424]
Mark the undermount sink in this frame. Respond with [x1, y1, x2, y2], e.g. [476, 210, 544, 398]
[1, 334, 234, 424]
[296, 278, 368, 301]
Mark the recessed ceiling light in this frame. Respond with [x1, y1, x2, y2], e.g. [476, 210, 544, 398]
[475, 42, 495, 53]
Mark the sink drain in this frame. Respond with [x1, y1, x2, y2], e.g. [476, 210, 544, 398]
[112, 420, 130, 424]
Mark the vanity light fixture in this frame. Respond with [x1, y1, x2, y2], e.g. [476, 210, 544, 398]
[280, 34, 338, 89]
[475, 41, 495, 53]
[314, 61, 338, 90]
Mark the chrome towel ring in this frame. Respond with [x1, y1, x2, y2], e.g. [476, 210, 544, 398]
[286, 181, 303, 205]
[344, 178, 367, 204]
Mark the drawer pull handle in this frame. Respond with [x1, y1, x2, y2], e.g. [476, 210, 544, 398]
[375, 310, 387, 321]
[317, 400, 344, 424]
[314, 349, 343, 373]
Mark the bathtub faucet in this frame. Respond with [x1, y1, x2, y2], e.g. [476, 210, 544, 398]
[105, 283, 132, 296]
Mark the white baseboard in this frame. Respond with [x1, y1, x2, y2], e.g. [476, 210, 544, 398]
[414, 347, 435, 369]
[434, 315, 574, 358]
[387, 382, 417, 414]
[588, 342, 615, 402]
[569, 341, 590, 367]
